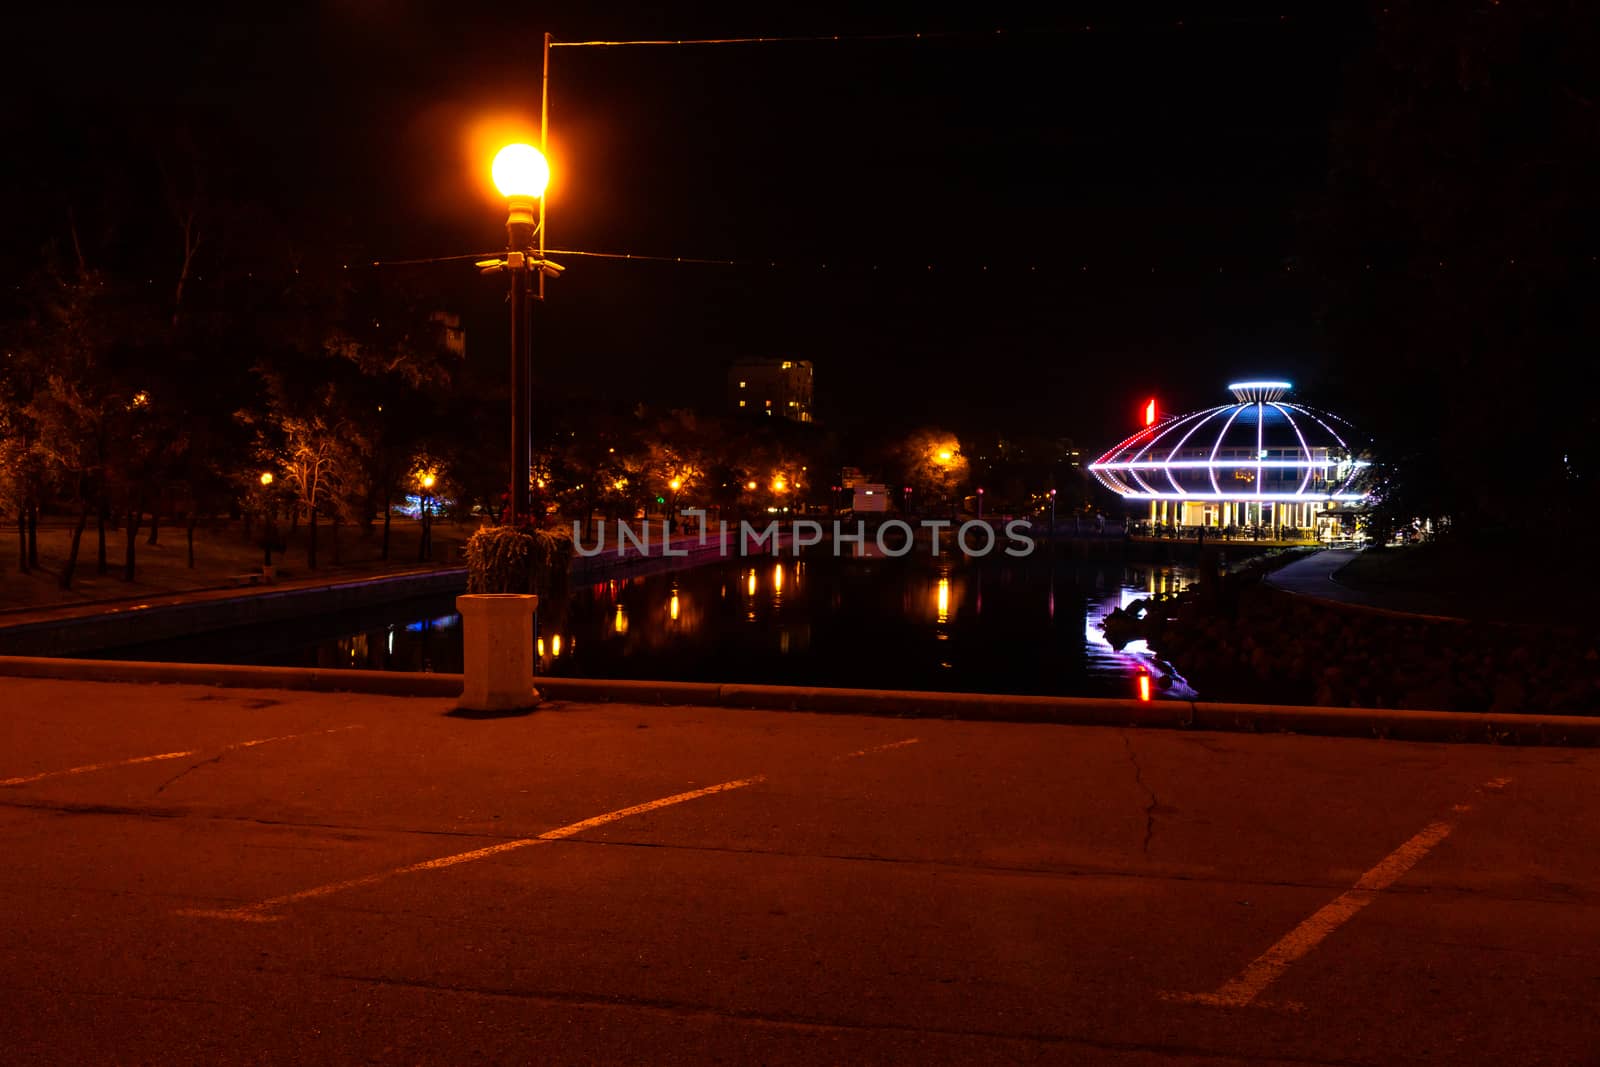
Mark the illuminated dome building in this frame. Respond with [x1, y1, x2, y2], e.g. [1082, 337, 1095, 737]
[1088, 381, 1368, 535]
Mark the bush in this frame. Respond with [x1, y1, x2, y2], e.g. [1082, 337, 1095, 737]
[464, 525, 573, 601]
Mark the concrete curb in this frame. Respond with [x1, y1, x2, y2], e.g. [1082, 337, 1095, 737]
[0, 570, 467, 657]
[1, 655, 1597, 746]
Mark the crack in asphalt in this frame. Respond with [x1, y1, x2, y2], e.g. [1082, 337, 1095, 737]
[1122, 733, 1160, 854]
[154, 753, 227, 796]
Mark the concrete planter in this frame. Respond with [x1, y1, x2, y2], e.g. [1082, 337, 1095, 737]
[456, 594, 541, 711]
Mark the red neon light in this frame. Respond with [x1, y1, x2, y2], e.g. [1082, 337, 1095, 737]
[1138, 672, 1152, 702]
[1144, 399, 1157, 427]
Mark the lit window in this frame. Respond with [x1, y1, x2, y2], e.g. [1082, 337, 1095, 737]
[781, 361, 792, 369]
[765, 399, 772, 407]
[788, 400, 797, 406]
[739, 381, 746, 388]
[739, 400, 746, 407]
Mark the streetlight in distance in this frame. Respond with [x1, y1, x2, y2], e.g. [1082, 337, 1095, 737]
[977, 486, 985, 521]
[486, 143, 553, 527]
[258, 472, 275, 569]
[418, 471, 437, 561]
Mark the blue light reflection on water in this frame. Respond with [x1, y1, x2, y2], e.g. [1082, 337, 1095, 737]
[98, 555, 1199, 700]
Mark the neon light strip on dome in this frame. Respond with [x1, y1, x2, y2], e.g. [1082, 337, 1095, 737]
[1281, 403, 1351, 453]
[1089, 460, 1368, 470]
[1126, 406, 1223, 496]
[1090, 420, 1168, 496]
[1206, 404, 1248, 494]
[1163, 405, 1234, 495]
[1112, 491, 1367, 502]
[1226, 380, 1292, 392]
[1269, 402, 1316, 495]
[1255, 403, 1264, 499]
[1277, 403, 1364, 495]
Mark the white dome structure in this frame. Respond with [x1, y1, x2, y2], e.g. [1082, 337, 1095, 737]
[1088, 381, 1368, 533]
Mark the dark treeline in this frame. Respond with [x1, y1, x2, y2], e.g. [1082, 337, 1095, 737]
[0, 113, 1094, 590]
[1309, 1, 1600, 544]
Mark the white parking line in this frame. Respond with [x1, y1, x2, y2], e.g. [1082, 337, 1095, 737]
[1168, 777, 1512, 1009]
[0, 726, 362, 788]
[1, 750, 196, 787]
[181, 775, 767, 923]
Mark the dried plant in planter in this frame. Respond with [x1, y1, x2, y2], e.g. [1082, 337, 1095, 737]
[464, 525, 572, 603]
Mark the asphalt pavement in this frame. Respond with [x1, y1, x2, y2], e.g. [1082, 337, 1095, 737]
[2, 678, 1597, 1064]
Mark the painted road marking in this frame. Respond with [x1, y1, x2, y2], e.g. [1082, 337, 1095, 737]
[1, 750, 197, 787]
[181, 775, 767, 923]
[0, 726, 362, 788]
[1167, 776, 1512, 1009]
[836, 738, 921, 760]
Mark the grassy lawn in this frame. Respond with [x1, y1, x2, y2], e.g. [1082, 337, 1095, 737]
[1335, 542, 1575, 625]
[0, 516, 473, 614]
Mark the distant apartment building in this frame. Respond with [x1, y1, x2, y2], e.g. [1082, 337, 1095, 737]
[729, 359, 814, 423]
[429, 311, 466, 358]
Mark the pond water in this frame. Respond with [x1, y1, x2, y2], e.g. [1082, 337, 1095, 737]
[99, 553, 1199, 700]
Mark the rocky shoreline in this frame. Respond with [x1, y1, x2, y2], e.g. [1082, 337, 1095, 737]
[1104, 552, 1600, 715]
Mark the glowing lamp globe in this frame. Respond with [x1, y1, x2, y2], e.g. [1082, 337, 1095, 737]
[492, 144, 550, 200]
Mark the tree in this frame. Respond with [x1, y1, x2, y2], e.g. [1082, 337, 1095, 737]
[0, 348, 45, 573]
[894, 428, 969, 514]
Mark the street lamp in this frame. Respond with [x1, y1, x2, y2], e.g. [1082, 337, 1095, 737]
[977, 486, 985, 521]
[417, 471, 437, 561]
[258, 472, 275, 568]
[488, 143, 552, 527]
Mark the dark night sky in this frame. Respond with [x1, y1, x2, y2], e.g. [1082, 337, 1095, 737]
[6, 2, 1367, 450]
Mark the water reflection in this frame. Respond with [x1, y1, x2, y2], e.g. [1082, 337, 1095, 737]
[1084, 565, 1197, 699]
[109, 555, 1203, 699]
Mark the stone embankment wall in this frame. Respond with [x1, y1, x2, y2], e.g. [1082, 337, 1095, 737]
[1137, 563, 1599, 715]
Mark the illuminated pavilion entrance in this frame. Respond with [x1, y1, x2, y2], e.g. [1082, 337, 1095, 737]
[1087, 381, 1368, 538]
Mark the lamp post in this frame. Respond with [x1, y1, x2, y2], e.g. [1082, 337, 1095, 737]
[490, 143, 551, 527]
[977, 486, 985, 522]
[1049, 488, 1057, 538]
[668, 477, 681, 537]
[418, 472, 436, 561]
[258, 472, 275, 567]
[934, 448, 954, 517]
